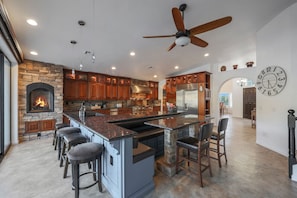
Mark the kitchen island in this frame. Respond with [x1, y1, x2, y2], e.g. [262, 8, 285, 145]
[144, 114, 212, 176]
[63, 111, 179, 198]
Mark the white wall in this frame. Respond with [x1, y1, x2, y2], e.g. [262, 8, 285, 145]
[211, 65, 257, 124]
[256, 3, 297, 156]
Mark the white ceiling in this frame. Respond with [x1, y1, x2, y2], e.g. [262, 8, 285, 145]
[3, 0, 297, 81]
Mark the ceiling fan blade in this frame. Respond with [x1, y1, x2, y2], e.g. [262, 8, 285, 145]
[172, 7, 185, 32]
[190, 36, 208, 47]
[190, 16, 232, 35]
[168, 42, 176, 51]
[143, 34, 175, 38]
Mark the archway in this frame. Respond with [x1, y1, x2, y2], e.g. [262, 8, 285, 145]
[218, 77, 255, 120]
[211, 66, 257, 124]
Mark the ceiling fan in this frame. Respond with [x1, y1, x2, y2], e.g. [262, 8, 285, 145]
[143, 4, 232, 51]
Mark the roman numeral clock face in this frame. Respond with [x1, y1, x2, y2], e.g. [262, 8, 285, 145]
[256, 66, 287, 96]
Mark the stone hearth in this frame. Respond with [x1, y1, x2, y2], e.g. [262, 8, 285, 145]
[18, 60, 63, 141]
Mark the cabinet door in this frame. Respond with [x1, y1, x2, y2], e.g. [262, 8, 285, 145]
[41, 119, 55, 131]
[88, 82, 99, 100]
[106, 84, 117, 100]
[98, 83, 106, 100]
[118, 85, 130, 100]
[106, 77, 117, 100]
[77, 81, 88, 100]
[25, 121, 40, 133]
[64, 79, 77, 100]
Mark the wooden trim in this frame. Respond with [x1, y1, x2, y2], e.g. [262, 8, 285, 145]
[0, 2, 23, 63]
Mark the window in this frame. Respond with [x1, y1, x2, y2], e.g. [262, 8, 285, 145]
[219, 92, 232, 107]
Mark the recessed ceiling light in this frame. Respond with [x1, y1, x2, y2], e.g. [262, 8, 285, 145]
[204, 53, 209, 57]
[26, 19, 38, 26]
[111, 66, 116, 70]
[30, 51, 38, 55]
[174, 65, 179, 69]
[130, 51, 135, 56]
[153, 75, 157, 78]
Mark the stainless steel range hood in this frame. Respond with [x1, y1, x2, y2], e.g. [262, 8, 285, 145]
[131, 79, 152, 94]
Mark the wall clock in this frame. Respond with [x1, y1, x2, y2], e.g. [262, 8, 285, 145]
[256, 66, 287, 96]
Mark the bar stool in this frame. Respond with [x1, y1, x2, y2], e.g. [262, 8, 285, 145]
[67, 142, 103, 198]
[176, 123, 214, 187]
[210, 118, 229, 168]
[53, 123, 70, 149]
[56, 127, 81, 160]
[60, 133, 88, 178]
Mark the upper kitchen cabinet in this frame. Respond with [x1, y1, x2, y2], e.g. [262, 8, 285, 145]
[148, 81, 158, 100]
[118, 77, 131, 100]
[198, 72, 211, 116]
[88, 73, 106, 100]
[165, 78, 176, 103]
[106, 76, 118, 100]
[64, 69, 88, 100]
[166, 71, 211, 116]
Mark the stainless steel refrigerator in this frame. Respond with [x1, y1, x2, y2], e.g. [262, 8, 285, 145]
[176, 84, 198, 114]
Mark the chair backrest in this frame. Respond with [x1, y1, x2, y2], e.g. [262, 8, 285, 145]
[198, 123, 214, 141]
[217, 118, 228, 134]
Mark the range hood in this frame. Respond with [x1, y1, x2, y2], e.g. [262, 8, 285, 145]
[131, 79, 152, 94]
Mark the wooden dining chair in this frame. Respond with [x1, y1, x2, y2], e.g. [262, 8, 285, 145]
[175, 122, 214, 187]
[210, 118, 229, 168]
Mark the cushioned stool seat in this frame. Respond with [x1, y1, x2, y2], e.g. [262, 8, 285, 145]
[60, 133, 88, 178]
[67, 142, 103, 198]
[56, 127, 81, 160]
[53, 123, 70, 148]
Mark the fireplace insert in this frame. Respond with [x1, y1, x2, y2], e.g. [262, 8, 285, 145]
[26, 82, 54, 113]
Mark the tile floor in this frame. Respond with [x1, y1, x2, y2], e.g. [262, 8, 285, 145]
[1, 116, 297, 198]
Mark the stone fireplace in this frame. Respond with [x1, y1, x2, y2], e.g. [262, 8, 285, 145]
[26, 82, 54, 113]
[18, 60, 64, 141]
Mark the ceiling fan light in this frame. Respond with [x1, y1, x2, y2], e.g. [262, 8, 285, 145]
[175, 36, 190, 46]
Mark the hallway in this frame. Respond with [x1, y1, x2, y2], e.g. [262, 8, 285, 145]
[0, 116, 297, 198]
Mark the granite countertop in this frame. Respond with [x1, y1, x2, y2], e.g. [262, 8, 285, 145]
[63, 111, 179, 141]
[144, 114, 212, 130]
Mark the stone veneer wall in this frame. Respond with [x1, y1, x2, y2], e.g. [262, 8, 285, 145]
[18, 59, 64, 141]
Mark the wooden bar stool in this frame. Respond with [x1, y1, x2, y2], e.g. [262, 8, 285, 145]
[53, 123, 70, 149]
[210, 118, 229, 168]
[176, 123, 214, 187]
[56, 127, 81, 160]
[67, 142, 103, 198]
[59, 133, 88, 178]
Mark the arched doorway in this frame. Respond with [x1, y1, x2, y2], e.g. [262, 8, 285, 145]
[218, 77, 255, 119]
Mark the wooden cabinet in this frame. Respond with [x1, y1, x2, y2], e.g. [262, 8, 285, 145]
[148, 81, 158, 100]
[25, 119, 56, 133]
[198, 72, 211, 116]
[165, 78, 176, 103]
[88, 73, 106, 100]
[166, 71, 211, 116]
[117, 77, 131, 100]
[64, 69, 88, 100]
[106, 76, 118, 100]
[63, 70, 159, 102]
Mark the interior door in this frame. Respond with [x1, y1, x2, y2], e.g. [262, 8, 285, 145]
[243, 87, 256, 119]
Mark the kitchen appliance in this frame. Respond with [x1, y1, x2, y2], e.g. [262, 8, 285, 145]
[176, 83, 198, 114]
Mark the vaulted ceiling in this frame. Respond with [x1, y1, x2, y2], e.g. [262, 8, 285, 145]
[3, 0, 297, 81]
